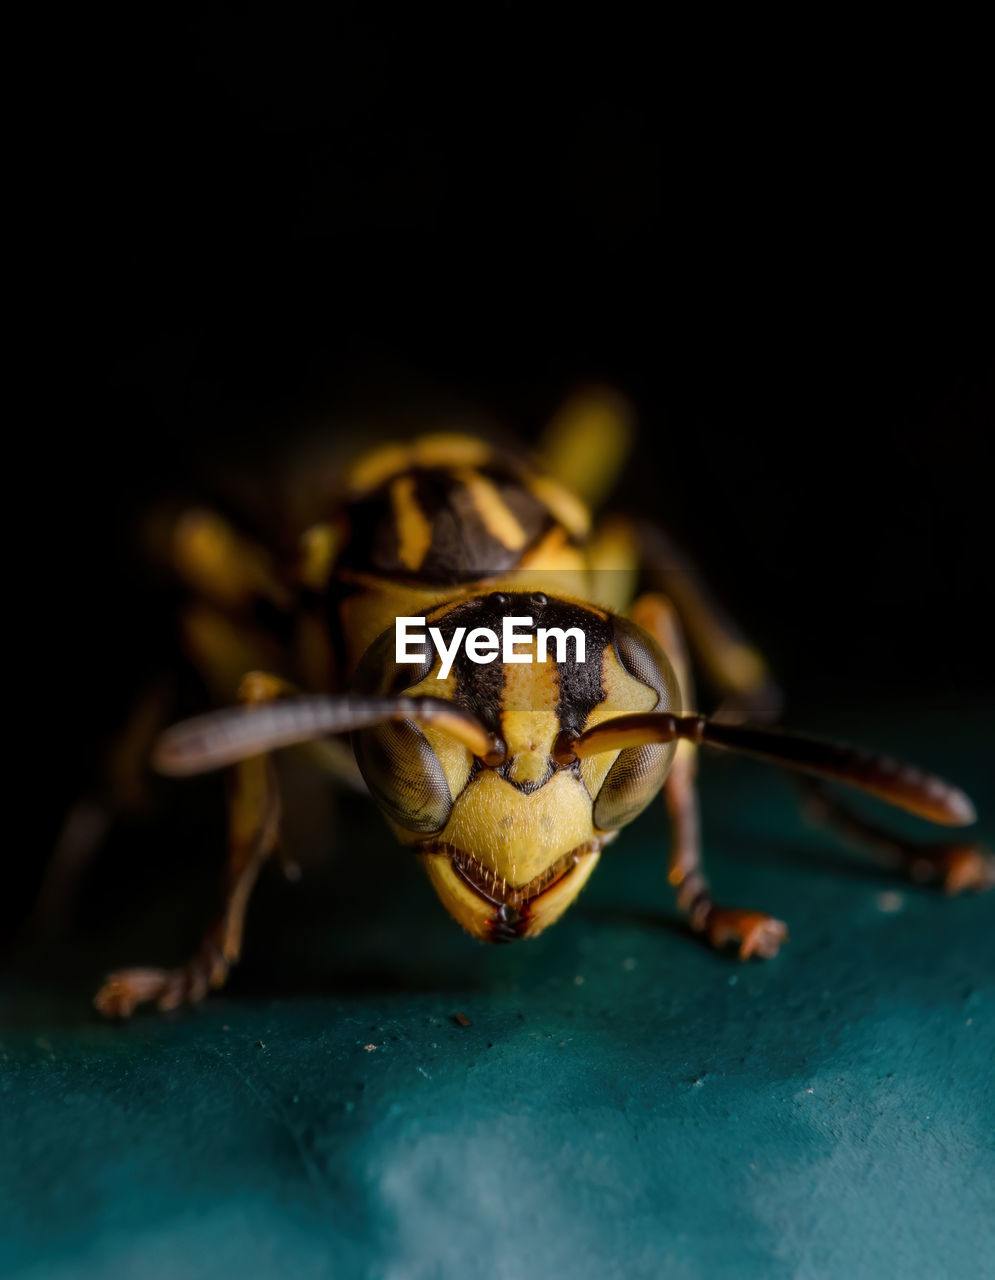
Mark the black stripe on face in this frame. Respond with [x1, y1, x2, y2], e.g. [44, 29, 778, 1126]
[421, 594, 508, 732]
[427, 592, 610, 739]
[537, 595, 610, 737]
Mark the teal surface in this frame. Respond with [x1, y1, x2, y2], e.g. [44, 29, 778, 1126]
[3, 704, 993, 1280]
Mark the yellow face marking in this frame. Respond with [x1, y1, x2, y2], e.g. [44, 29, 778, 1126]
[389, 474, 434, 571]
[578, 642, 663, 802]
[442, 769, 596, 888]
[453, 467, 529, 550]
[501, 635, 560, 786]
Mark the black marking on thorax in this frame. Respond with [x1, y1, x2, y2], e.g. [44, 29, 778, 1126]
[336, 463, 558, 583]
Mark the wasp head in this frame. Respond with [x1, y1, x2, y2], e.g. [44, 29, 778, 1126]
[352, 591, 681, 941]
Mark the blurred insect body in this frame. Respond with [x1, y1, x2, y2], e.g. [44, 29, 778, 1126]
[92, 391, 992, 1017]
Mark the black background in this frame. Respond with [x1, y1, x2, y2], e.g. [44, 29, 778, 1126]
[15, 9, 993, 944]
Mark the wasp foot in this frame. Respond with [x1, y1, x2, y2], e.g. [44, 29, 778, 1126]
[701, 908, 789, 960]
[904, 842, 995, 895]
[94, 933, 230, 1018]
[801, 785, 993, 896]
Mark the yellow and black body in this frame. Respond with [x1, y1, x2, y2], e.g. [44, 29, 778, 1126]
[325, 434, 678, 943]
[87, 393, 992, 1016]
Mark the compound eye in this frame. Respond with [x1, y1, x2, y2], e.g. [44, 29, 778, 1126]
[354, 721, 453, 834]
[353, 623, 434, 694]
[612, 614, 679, 709]
[592, 738, 674, 831]
[592, 616, 681, 832]
[350, 622, 453, 833]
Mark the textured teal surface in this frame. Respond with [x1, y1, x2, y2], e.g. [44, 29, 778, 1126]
[3, 706, 993, 1279]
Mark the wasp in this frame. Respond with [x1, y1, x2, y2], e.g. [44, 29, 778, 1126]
[91, 390, 992, 1016]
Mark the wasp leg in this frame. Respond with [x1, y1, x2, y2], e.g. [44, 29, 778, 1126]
[40, 509, 293, 935]
[584, 515, 642, 614]
[630, 593, 789, 959]
[538, 387, 635, 511]
[157, 505, 292, 614]
[180, 601, 289, 703]
[801, 780, 994, 894]
[94, 671, 297, 1017]
[635, 522, 782, 723]
[179, 608, 363, 795]
[38, 611, 303, 941]
[633, 526, 989, 894]
[29, 677, 176, 938]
